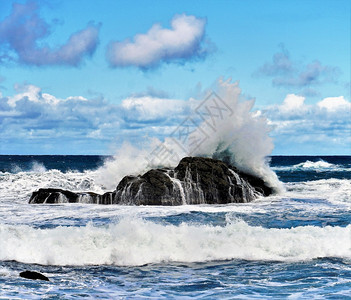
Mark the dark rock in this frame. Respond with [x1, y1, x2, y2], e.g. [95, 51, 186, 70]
[19, 270, 50, 281]
[237, 171, 274, 196]
[29, 188, 79, 204]
[100, 191, 115, 205]
[29, 157, 274, 205]
[114, 169, 182, 205]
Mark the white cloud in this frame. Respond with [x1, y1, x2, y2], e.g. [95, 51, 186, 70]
[8, 84, 41, 107]
[7, 84, 88, 107]
[264, 94, 351, 154]
[107, 14, 210, 68]
[280, 94, 305, 113]
[121, 96, 188, 122]
[317, 96, 351, 112]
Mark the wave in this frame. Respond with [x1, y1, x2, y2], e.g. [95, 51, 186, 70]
[300, 160, 335, 169]
[1, 218, 350, 266]
[285, 178, 351, 204]
[272, 160, 350, 172]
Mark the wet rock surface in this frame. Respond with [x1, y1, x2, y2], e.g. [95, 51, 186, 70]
[29, 157, 274, 205]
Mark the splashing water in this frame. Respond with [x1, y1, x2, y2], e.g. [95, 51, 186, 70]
[188, 78, 283, 192]
[96, 78, 283, 193]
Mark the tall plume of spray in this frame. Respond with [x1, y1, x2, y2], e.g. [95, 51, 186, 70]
[96, 78, 283, 193]
[188, 78, 283, 192]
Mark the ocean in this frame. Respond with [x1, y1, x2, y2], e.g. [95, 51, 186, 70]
[0, 155, 350, 299]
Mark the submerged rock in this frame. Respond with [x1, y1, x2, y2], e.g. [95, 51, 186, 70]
[19, 270, 50, 281]
[29, 157, 274, 205]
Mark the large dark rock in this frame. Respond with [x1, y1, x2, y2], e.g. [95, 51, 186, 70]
[173, 157, 273, 204]
[29, 157, 274, 205]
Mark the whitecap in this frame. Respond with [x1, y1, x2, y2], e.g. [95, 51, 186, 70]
[0, 218, 350, 266]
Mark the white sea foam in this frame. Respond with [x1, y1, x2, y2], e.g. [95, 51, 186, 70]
[300, 160, 334, 169]
[0, 218, 350, 266]
[285, 178, 351, 204]
[0, 169, 104, 203]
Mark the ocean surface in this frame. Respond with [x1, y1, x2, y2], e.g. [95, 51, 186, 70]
[0, 155, 350, 299]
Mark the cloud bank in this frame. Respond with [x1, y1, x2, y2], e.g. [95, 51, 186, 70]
[0, 84, 188, 154]
[0, 84, 116, 153]
[1, 81, 350, 155]
[107, 14, 210, 69]
[0, 1, 100, 66]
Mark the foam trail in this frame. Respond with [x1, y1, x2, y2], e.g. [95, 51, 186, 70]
[0, 218, 350, 266]
[96, 78, 283, 192]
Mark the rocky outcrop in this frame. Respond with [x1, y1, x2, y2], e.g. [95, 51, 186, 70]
[29, 157, 274, 205]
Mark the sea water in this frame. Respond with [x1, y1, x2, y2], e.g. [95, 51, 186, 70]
[0, 155, 350, 298]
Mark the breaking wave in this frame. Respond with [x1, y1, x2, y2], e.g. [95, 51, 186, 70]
[272, 160, 351, 172]
[285, 178, 351, 204]
[1, 218, 350, 266]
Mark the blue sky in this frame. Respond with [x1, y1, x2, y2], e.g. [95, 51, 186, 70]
[0, 0, 350, 155]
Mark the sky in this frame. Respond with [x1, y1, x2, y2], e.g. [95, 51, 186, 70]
[0, 0, 350, 155]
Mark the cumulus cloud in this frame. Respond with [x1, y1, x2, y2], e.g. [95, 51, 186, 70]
[317, 96, 351, 112]
[256, 46, 340, 91]
[0, 1, 100, 66]
[279, 94, 306, 113]
[263, 94, 351, 154]
[107, 14, 211, 69]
